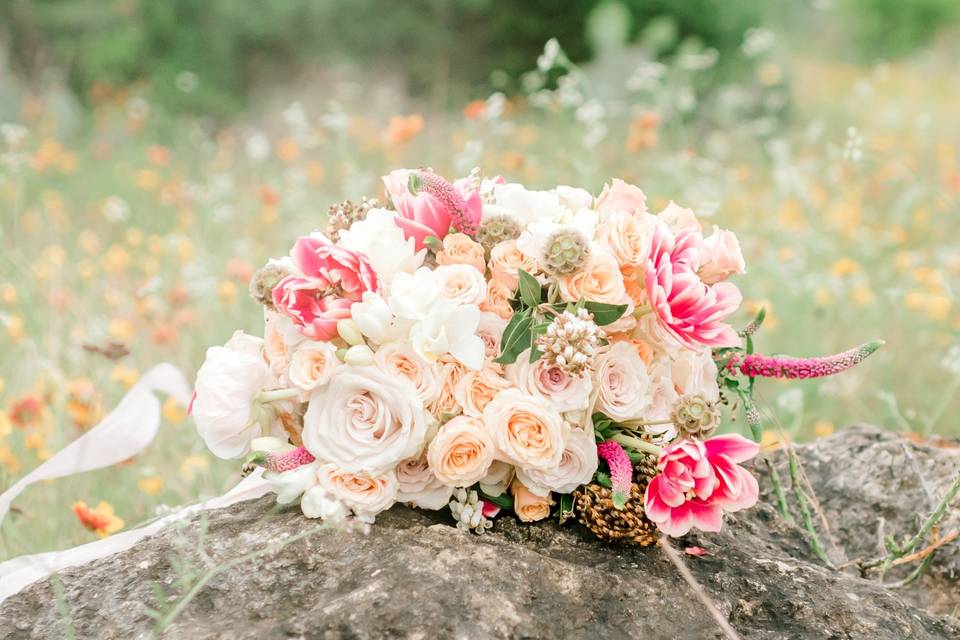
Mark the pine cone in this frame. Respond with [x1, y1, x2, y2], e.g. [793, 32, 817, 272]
[572, 482, 658, 546]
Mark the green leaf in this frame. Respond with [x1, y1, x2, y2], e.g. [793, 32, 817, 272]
[479, 489, 513, 509]
[517, 269, 542, 308]
[528, 346, 543, 363]
[583, 301, 628, 326]
[494, 313, 533, 365]
[595, 471, 612, 489]
[558, 493, 574, 525]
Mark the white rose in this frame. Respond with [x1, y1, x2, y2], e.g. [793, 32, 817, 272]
[264, 312, 303, 381]
[670, 348, 721, 403]
[302, 365, 429, 473]
[193, 331, 273, 459]
[427, 416, 496, 487]
[516, 423, 598, 496]
[374, 343, 442, 406]
[288, 341, 340, 395]
[553, 185, 594, 213]
[267, 463, 319, 504]
[593, 341, 651, 422]
[433, 264, 488, 306]
[492, 183, 567, 224]
[482, 389, 565, 471]
[338, 209, 425, 290]
[506, 349, 592, 413]
[699, 226, 746, 284]
[395, 451, 454, 510]
[351, 292, 411, 345]
[645, 360, 680, 441]
[301, 485, 349, 523]
[479, 460, 515, 497]
[409, 298, 485, 370]
[315, 463, 399, 523]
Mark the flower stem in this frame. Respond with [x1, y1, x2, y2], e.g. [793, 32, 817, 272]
[620, 418, 673, 429]
[612, 433, 662, 457]
[257, 388, 300, 402]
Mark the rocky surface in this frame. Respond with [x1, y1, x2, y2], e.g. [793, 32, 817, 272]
[1, 425, 959, 639]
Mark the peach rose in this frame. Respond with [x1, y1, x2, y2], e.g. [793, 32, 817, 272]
[437, 233, 486, 273]
[314, 463, 399, 523]
[699, 226, 745, 285]
[288, 342, 340, 395]
[264, 312, 303, 380]
[516, 423, 598, 495]
[488, 239, 538, 290]
[659, 201, 701, 233]
[593, 341, 651, 421]
[510, 479, 554, 522]
[480, 278, 514, 320]
[374, 343, 442, 406]
[428, 357, 467, 418]
[557, 247, 630, 305]
[482, 389, 564, 471]
[595, 211, 655, 273]
[455, 364, 512, 417]
[434, 263, 488, 306]
[427, 415, 496, 486]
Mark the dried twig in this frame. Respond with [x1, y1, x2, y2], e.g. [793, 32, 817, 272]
[660, 537, 742, 640]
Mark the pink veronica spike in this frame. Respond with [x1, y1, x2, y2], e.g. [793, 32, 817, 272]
[728, 340, 884, 380]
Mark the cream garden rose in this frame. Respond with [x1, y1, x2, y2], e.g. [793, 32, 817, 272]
[593, 341, 651, 421]
[595, 211, 654, 273]
[699, 226, 746, 285]
[482, 389, 564, 471]
[434, 263, 488, 306]
[437, 233, 486, 273]
[516, 423, 598, 496]
[480, 278, 515, 320]
[488, 239, 539, 289]
[506, 349, 591, 413]
[395, 450, 454, 510]
[303, 365, 430, 473]
[374, 343, 442, 406]
[427, 416, 495, 486]
[314, 463, 399, 523]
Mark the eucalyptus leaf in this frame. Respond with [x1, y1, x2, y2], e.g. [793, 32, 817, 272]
[480, 489, 513, 509]
[583, 301, 628, 325]
[517, 269, 542, 308]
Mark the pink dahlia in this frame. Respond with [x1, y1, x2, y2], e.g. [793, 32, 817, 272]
[644, 434, 759, 537]
[645, 219, 742, 349]
[273, 235, 380, 340]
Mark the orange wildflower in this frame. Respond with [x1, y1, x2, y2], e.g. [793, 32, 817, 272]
[73, 501, 124, 538]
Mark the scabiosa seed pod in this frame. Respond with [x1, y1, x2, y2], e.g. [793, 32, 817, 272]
[542, 228, 589, 276]
[728, 340, 884, 380]
[670, 394, 721, 440]
[242, 446, 316, 475]
[597, 440, 632, 509]
[249, 262, 291, 309]
[475, 213, 523, 254]
[536, 308, 603, 376]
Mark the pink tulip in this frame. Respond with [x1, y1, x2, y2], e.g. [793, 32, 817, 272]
[645, 220, 742, 349]
[272, 235, 380, 340]
[644, 434, 759, 537]
[383, 169, 482, 249]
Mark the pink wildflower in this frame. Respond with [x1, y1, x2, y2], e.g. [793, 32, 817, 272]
[246, 446, 316, 473]
[728, 340, 884, 380]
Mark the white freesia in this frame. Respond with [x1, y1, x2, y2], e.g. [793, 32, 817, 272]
[315, 463, 399, 523]
[301, 485, 350, 522]
[351, 291, 411, 345]
[433, 264, 487, 306]
[193, 331, 273, 459]
[593, 341, 651, 422]
[506, 349, 592, 413]
[302, 365, 429, 473]
[267, 463, 319, 504]
[395, 451, 454, 510]
[338, 209, 424, 290]
[516, 423, 598, 496]
[553, 185, 594, 213]
[374, 343, 442, 405]
[409, 298, 485, 370]
[492, 183, 567, 225]
[288, 341, 340, 395]
[389, 267, 441, 320]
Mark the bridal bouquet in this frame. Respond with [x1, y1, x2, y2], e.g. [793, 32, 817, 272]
[191, 168, 880, 544]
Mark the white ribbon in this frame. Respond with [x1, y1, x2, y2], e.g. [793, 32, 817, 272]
[0, 362, 270, 603]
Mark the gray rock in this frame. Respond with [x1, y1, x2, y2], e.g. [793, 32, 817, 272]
[2, 425, 958, 639]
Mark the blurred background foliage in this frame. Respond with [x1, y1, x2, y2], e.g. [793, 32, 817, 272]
[2, 0, 958, 119]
